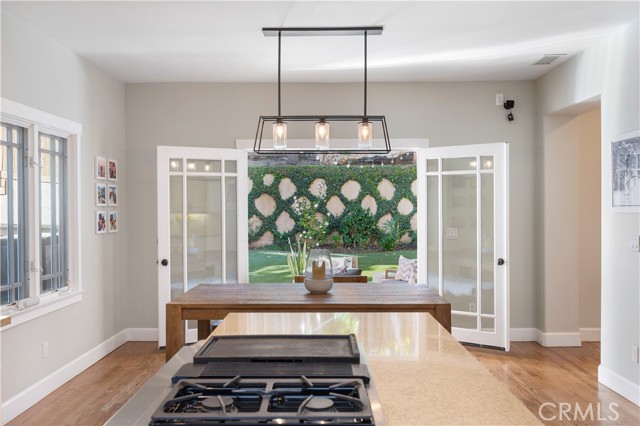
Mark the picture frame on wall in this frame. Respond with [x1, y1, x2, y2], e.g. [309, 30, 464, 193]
[612, 129, 640, 212]
[108, 184, 118, 206]
[108, 211, 118, 233]
[96, 211, 107, 234]
[108, 159, 118, 180]
[95, 156, 106, 180]
[96, 183, 106, 206]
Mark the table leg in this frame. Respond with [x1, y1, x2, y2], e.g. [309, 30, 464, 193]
[166, 304, 184, 362]
[197, 320, 211, 340]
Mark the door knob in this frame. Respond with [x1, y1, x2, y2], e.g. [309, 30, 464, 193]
[161, 259, 169, 266]
[497, 258, 505, 266]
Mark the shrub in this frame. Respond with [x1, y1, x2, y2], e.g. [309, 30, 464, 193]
[339, 205, 377, 249]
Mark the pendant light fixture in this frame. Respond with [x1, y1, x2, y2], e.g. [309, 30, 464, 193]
[254, 27, 391, 154]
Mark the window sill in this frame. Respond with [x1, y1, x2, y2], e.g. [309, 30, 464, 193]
[0, 290, 83, 331]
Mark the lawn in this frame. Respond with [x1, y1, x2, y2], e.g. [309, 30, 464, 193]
[249, 249, 417, 283]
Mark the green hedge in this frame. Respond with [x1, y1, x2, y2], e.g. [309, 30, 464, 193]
[248, 165, 417, 248]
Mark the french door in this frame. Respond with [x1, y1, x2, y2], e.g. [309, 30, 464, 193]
[417, 143, 509, 349]
[157, 146, 248, 347]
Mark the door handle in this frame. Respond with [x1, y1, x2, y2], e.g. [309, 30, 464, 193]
[161, 259, 169, 266]
[497, 258, 505, 266]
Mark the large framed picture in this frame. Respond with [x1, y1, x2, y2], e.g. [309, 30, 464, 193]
[95, 156, 106, 180]
[96, 183, 106, 206]
[108, 184, 118, 206]
[96, 211, 107, 234]
[108, 211, 118, 233]
[612, 130, 640, 212]
[108, 159, 118, 180]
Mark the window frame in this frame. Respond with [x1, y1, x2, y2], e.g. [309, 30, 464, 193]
[1, 98, 82, 327]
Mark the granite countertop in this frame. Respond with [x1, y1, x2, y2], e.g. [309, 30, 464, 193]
[107, 312, 540, 425]
[214, 312, 540, 426]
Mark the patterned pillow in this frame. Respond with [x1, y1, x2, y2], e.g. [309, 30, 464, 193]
[395, 255, 417, 281]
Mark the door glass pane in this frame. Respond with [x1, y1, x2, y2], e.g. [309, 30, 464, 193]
[170, 176, 184, 300]
[443, 157, 477, 171]
[442, 174, 477, 320]
[169, 159, 183, 172]
[452, 313, 476, 330]
[187, 176, 222, 288]
[481, 174, 495, 315]
[481, 317, 495, 332]
[225, 176, 238, 282]
[225, 160, 237, 173]
[186, 159, 221, 173]
[426, 159, 438, 172]
[426, 175, 439, 290]
[481, 156, 494, 170]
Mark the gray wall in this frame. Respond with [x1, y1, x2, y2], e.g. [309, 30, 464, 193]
[537, 20, 639, 391]
[1, 11, 127, 400]
[125, 81, 538, 330]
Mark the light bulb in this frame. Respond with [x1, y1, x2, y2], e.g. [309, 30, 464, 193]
[273, 120, 287, 150]
[358, 120, 372, 150]
[315, 119, 330, 150]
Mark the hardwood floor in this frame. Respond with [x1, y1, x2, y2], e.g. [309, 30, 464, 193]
[7, 341, 640, 425]
[9, 342, 165, 426]
[467, 342, 640, 426]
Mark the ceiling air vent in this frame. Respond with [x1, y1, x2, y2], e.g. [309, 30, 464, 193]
[534, 54, 566, 65]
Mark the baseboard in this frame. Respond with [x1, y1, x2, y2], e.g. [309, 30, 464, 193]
[536, 330, 582, 347]
[598, 365, 640, 406]
[1, 327, 159, 424]
[580, 327, 601, 342]
[510, 328, 538, 341]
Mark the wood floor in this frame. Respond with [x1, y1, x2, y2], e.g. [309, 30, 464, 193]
[7, 341, 640, 425]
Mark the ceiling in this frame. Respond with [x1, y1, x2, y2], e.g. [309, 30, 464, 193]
[2, 1, 638, 83]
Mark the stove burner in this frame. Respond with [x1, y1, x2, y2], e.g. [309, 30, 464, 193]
[305, 397, 335, 412]
[201, 396, 234, 411]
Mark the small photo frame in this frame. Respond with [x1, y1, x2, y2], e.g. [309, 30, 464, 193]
[108, 159, 118, 180]
[96, 183, 106, 206]
[108, 184, 118, 206]
[612, 129, 640, 212]
[95, 156, 106, 180]
[108, 211, 118, 233]
[96, 211, 107, 234]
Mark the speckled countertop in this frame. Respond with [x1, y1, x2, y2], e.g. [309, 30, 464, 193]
[215, 312, 541, 426]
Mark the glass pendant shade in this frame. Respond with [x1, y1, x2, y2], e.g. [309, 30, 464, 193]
[358, 120, 373, 150]
[315, 120, 330, 150]
[273, 120, 287, 150]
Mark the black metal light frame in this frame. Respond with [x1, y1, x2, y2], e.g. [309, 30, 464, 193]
[254, 26, 391, 155]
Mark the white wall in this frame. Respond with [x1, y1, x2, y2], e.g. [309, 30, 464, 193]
[0, 10, 127, 401]
[125, 81, 539, 331]
[537, 20, 639, 402]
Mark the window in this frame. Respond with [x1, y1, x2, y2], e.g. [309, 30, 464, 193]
[0, 98, 81, 322]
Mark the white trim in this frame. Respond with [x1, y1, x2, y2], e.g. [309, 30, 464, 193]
[235, 138, 429, 150]
[510, 328, 538, 341]
[580, 327, 601, 342]
[1, 98, 82, 136]
[0, 291, 83, 330]
[536, 330, 582, 347]
[0, 328, 159, 424]
[598, 365, 640, 406]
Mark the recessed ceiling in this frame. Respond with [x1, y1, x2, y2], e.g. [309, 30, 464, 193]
[2, 1, 638, 83]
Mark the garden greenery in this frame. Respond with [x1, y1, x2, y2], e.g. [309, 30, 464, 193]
[248, 164, 417, 249]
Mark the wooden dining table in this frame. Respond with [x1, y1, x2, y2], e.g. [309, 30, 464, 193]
[165, 282, 451, 361]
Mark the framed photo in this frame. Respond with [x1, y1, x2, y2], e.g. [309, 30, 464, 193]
[96, 183, 106, 206]
[612, 130, 640, 212]
[108, 184, 118, 206]
[108, 159, 118, 180]
[96, 211, 107, 234]
[107, 211, 118, 233]
[95, 156, 106, 180]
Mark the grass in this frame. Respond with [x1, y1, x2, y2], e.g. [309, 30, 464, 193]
[249, 248, 417, 283]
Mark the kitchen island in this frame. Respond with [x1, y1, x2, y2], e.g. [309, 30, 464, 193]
[108, 312, 540, 425]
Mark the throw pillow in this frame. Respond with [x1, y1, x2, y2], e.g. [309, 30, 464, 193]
[395, 255, 418, 281]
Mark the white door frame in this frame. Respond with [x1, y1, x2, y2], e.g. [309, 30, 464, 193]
[157, 146, 248, 347]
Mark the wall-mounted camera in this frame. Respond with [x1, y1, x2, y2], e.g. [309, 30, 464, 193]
[503, 100, 515, 121]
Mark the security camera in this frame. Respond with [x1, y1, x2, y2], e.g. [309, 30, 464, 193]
[503, 100, 515, 110]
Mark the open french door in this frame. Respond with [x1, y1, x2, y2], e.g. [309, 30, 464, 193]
[157, 146, 248, 347]
[417, 143, 509, 350]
